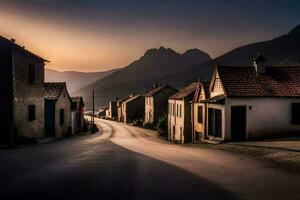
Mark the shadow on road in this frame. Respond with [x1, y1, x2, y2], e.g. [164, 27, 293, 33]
[0, 134, 238, 200]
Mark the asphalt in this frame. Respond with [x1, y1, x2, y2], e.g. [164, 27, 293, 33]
[0, 118, 299, 200]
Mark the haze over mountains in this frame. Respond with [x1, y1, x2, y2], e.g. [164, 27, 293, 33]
[45, 68, 120, 95]
[76, 24, 300, 109]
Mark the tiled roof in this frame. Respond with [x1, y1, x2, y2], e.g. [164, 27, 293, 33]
[145, 85, 176, 97]
[169, 82, 198, 99]
[217, 66, 300, 97]
[45, 82, 66, 100]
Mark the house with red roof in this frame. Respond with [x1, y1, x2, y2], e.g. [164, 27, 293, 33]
[204, 54, 300, 142]
[71, 96, 85, 135]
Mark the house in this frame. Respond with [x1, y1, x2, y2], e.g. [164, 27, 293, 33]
[45, 82, 72, 138]
[145, 83, 178, 124]
[71, 97, 85, 135]
[116, 96, 131, 122]
[0, 36, 48, 144]
[122, 95, 145, 123]
[106, 100, 117, 120]
[191, 81, 210, 142]
[204, 54, 300, 142]
[168, 82, 198, 144]
[96, 108, 107, 118]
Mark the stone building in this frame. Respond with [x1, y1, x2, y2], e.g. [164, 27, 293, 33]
[168, 82, 198, 144]
[144, 84, 178, 124]
[116, 96, 131, 122]
[0, 36, 48, 144]
[204, 55, 300, 142]
[45, 82, 72, 138]
[122, 95, 145, 123]
[71, 97, 85, 135]
[191, 81, 210, 142]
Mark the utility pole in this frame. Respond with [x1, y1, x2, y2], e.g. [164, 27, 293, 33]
[91, 90, 95, 133]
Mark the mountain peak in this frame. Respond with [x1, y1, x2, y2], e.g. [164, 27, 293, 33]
[143, 46, 177, 57]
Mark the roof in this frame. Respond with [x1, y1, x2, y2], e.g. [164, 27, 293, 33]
[0, 35, 49, 62]
[71, 96, 85, 107]
[123, 95, 143, 103]
[216, 65, 300, 97]
[193, 81, 210, 102]
[201, 95, 225, 104]
[169, 82, 198, 99]
[45, 82, 68, 100]
[145, 84, 176, 97]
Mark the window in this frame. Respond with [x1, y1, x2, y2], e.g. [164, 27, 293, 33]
[173, 103, 176, 116]
[176, 104, 179, 117]
[197, 106, 203, 123]
[28, 63, 35, 84]
[179, 105, 182, 117]
[60, 109, 65, 125]
[292, 103, 300, 125]
[28, 105, 36, 121]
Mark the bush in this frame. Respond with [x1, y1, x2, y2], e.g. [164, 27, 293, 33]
[143, 122, 155, 129]
[156, 114, 168, 137]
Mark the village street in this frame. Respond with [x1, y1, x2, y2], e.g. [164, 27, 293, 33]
[0, 118, 299, 200]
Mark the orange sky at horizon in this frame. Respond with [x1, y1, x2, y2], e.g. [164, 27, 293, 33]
[0, 2, 284, 72]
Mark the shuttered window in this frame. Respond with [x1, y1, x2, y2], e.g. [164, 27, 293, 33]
[292, 103, 300, 125]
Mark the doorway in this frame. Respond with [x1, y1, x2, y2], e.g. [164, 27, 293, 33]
[231, 106, 247, 141]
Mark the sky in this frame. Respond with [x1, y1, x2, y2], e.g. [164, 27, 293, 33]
[0, 0, 299, 72]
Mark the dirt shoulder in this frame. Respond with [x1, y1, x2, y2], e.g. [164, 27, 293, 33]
[185, 137, 300, 174]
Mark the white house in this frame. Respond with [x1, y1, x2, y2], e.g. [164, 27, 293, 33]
[168, 82, 198, 144]
[204, 54, 300, 142]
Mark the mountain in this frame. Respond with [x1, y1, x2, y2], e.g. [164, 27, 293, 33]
[159, 24, 300, 89]
[77, 24, 300, 109]
[76, 47, 211, 109]
[45, 68, 120, 95]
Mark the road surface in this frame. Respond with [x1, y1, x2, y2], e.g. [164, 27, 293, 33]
[0, 118, 299, 200]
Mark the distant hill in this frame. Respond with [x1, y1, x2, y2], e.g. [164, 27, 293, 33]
[76, 47, 211, 109]
[45, 68, 120, 95]
[167, 24, 300, 85]
[77, 24, 300, 109]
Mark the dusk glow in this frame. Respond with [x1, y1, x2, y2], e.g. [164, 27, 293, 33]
[0, 0, 299, 72]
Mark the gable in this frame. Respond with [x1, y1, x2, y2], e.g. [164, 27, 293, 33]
[211, 71, 225, 97]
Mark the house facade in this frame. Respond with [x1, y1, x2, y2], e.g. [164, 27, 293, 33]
[0, 36, 47, 144]
[45, 82, 72, 138]
[122, 95, 145, 123]
[145, 84, 178, 124]
[71, 97, 85, 135]
[205, 56, 300, 142]
[191, 82, 210, 142]
[168, 82, 198, 144]
[106, 100, 117, 120]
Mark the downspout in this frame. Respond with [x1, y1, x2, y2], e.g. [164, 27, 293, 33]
[191, 101, 194, 143]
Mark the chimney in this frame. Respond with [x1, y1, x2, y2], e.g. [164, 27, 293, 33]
[154, 82, 160, 89]
[10, 38, 16, 43]
[253, 52, 267, 74]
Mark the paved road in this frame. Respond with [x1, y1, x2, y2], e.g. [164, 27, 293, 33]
[0, 118, 299, 200]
